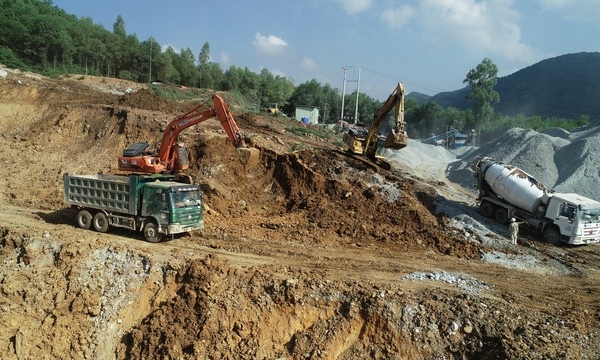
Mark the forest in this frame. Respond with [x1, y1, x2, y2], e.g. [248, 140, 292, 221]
[0, 0, 587, 143]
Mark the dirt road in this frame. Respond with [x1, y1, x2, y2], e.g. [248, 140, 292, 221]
[0, 68, 599, 359]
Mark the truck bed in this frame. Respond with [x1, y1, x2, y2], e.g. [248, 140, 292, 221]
[63, 173, 137, 215]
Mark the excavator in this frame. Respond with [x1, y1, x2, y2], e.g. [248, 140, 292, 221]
[342, 82, 408, 170]
[118, 94, 254, 178]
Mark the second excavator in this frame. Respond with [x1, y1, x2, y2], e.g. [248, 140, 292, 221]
[342, 82, 408, 170]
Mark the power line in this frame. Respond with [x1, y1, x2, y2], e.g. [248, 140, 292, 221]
[360, 66, 456, 94]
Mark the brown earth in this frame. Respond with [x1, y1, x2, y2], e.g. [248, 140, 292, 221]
[0, 68, 599, 359]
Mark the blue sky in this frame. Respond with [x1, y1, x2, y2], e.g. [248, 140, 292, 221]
[52, 0, 600, 100]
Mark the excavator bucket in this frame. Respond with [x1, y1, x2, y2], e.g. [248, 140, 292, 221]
[383, 130, 408, 149]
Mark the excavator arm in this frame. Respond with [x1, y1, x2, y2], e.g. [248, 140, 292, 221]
[363, 82, 407, 157]
[118, 95, 245, 174]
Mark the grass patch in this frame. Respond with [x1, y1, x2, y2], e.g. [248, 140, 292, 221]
[285, 125, 332, 139]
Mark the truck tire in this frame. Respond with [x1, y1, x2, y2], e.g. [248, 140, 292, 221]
[77, 210, 92, 230]
[480, 201, 495, 218]
[143, 222, 162, 243]
[494, 208, 509, 224]
[543, 227, 561, 245]
[93, 212, 109, 233]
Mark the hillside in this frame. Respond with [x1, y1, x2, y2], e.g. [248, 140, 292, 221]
[430, 52, 600, 119]
[0, 67, 600, 359]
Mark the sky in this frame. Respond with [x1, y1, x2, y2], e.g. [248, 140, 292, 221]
[52, 0, 600, 101]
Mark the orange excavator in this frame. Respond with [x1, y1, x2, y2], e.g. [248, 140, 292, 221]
[118, 95, 247, 175]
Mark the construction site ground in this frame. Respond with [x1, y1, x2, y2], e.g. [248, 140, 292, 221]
[0, 68, 599, 359]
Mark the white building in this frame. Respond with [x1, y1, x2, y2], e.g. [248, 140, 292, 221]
[294, 106, 319, 124]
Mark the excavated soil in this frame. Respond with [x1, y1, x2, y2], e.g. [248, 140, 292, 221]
[0, 68, 599, 359]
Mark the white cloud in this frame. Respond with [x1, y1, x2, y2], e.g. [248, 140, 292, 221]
[335, 0, 373, 14]
[302, 56, 317, 70]
[381, 4, 416, 29]
[416, 0, 537, 63]
[220, 52, 231, 66]
[161, 44, 179, 53]
[253, 33, 289, 56]
[538, 0, 600, 23]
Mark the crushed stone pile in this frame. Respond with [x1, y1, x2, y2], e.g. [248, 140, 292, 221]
[455, 122, 600, 201]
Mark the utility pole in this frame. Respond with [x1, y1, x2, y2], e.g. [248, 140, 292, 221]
[149, 37, 153, 83]
[354, 66, 361, 124]
[341, 66, 361, 124]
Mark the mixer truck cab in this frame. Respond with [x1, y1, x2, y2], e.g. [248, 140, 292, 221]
[474, 157, 600, 245]
[544, 193, 600, 245]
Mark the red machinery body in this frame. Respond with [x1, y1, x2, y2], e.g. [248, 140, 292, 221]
[118, 95, 244, 174]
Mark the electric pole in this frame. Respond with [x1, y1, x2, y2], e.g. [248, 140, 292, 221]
[341, 66, 361, 124]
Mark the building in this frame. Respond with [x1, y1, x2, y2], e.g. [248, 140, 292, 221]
[294, 106, 319, 125]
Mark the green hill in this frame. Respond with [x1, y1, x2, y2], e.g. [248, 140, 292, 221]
[429, 52, 600, 119]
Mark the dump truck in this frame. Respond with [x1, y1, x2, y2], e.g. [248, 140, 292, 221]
[474, 157, 600, 245]
[64, 173, 203, 243]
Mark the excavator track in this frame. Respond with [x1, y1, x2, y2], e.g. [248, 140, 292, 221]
[333, 150, 391, 172]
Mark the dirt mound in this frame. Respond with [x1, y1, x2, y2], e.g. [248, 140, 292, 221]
[185, 136, 482, 259]
[116, 88, 190, 113]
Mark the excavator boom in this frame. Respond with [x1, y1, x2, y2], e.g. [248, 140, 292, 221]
[118, 95, 245, 174]
[364, 82, 407, 154]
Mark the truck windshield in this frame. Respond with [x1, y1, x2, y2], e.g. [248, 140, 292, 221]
[580, 206, 600, 222]
[171, 190, 201, 208]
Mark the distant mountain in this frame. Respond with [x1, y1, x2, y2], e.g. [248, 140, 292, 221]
[429, 52, 600, 119]
[406, 91, 431, 104]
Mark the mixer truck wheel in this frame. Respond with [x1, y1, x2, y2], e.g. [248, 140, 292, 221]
[494, 208, 509, 224]
[543, 227, 561, 245]
[143, 222, 162, 243]
[77, 210, 92, 230]
[92, 212, 109, 233]
[480, 201, 495, 218]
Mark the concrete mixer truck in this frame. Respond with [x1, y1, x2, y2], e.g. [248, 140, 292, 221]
[474, 157, 600, 245]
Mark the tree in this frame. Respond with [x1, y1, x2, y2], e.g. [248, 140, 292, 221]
[463, 58, 499, 144]
[113, 15, 126, 37]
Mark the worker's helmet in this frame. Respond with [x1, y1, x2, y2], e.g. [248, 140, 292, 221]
[510, 218, 516, 222]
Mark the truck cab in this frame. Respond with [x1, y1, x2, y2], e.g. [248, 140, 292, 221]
[545, 194, 600, 245]
[141, 182, 204, 241]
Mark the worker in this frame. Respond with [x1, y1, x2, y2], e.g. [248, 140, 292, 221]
[508, 217, 520, 245]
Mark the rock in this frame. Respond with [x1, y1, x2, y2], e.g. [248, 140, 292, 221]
[463, 325, 473, 334]
[450, 321, 459, 333]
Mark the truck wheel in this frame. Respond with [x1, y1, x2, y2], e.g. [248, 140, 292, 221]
[93, 212, 109, 233]
[494, 208, 509, 224]
[143, 222, 162, 243]
[543, 227, 561, 245]
[77, 210, 92, 229]
[480, 201, 495, 218]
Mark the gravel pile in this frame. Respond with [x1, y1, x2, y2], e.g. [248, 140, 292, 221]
[402, 270, 490, 294]
[454, 121, 600, 201]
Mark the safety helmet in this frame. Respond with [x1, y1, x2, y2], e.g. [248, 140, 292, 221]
[510, 218, 516, 222]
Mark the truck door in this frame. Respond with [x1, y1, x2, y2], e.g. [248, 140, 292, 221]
[555, 202, 576, 235]
[141, 187, 170, 229]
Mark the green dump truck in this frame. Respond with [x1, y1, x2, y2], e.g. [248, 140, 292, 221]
[63, 173, 203, 242]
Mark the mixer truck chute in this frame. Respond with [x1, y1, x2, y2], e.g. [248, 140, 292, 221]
[475, 157, 600, 245]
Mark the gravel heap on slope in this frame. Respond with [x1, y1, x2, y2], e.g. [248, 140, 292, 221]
[455, 121, 600, 201]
